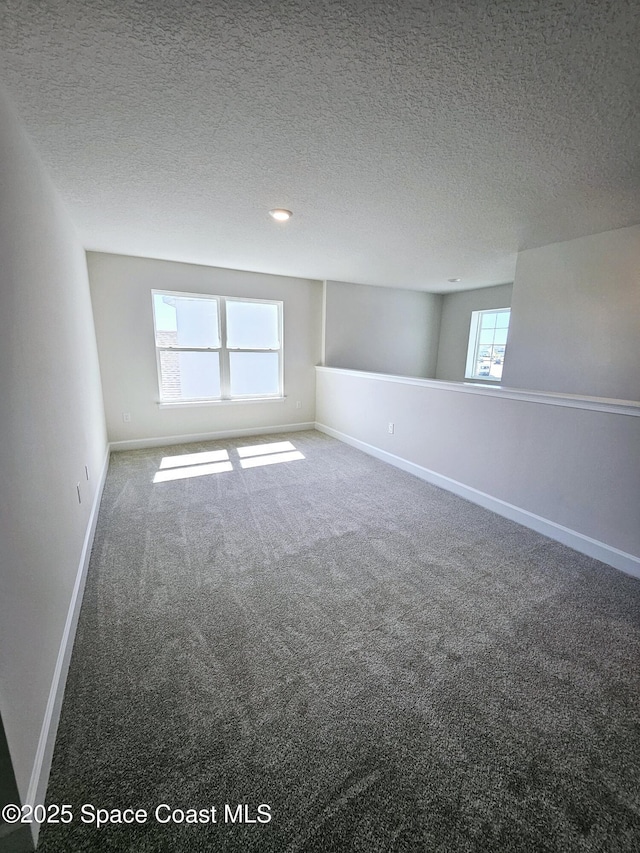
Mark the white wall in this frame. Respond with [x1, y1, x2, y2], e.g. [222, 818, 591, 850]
[324, 280, 442, 377]
[0, 86, 107, 811]
[87, 253, 322, 444]
[504, 225, 640, 400]
[316, 224, 640, 578]
[316, 368, 640, 572]
[435, 283, 513, 381]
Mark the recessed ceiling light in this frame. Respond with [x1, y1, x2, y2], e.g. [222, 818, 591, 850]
[448, 277, 461, 282]
[269, 208, 292, 221]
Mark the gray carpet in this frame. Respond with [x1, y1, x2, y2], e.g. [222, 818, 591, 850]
[39, 430, 640, 852]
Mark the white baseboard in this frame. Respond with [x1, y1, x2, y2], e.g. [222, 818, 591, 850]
[24, 443, 110, 846]
[110, 422, 316, 452]
[316, 422, 640, 581]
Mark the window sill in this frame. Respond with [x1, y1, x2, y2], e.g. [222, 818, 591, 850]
[158, 396, 286, 409]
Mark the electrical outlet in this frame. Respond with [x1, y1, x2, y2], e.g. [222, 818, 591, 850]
[295, 401, 302, 409]
[122, 412, 131, 423]
[388, 422, 395, 434]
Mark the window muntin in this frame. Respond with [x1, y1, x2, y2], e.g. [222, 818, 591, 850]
[465, 308, 510, 382]
[152, 291, 283, 402]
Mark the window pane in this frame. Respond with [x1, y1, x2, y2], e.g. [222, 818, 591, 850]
[226, 301, 280, 349]
[496, 311, 510, 328]
[474, 358, 492, 378]
[154, 295, 219, 348]
[229, 352, 280, 396]
[159, 351, 220, 400]
[153, 293, 177, 339]
[493, 327, 508, 345]
[480, 313, 497, 329]
[479, 329, 495, 345]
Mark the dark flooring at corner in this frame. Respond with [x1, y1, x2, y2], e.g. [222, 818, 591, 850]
[39, 430, 640, 852]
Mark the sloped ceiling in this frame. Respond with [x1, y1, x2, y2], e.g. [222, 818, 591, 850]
[0, 0, 639, 291]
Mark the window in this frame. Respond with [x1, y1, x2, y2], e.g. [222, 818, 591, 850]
[465, 308, 510, 382]
[152, 291, 283, 403]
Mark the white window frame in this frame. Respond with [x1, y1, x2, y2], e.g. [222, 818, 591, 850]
[152, 290, 284, 403]
[465, 307, 510, 382]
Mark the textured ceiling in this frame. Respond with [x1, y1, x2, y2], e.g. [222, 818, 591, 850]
[0, 0, 639, 292]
